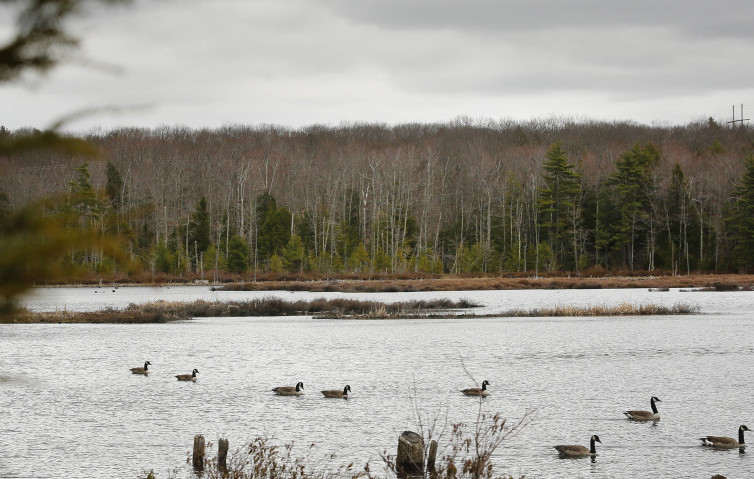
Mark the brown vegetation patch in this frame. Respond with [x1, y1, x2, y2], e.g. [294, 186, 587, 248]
[4, 298, 480, 323]
[212, 273, 754, 293]
[498, 302, 699, 317]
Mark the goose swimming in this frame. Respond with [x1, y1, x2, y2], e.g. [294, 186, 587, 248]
[461, 379, 490, 396]
[554, 435, 601, 457]
[700, 425, 750, 448]
[273, 381, 304, 396]
[176, 369, 199, 382]
[624, 396, 661, 421]
[322, 385, 351, 398]
[130, 361, 151, 375]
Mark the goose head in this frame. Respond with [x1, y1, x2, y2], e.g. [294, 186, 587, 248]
[296, 381, 304, 392]
[481, 379, 490, 390]
[343, 385, 351, 395]
[589, 435, 601, 454]
[192, 369, 199, 376]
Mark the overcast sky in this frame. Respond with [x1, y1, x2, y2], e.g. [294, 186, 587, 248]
[2, 0, 753, 131]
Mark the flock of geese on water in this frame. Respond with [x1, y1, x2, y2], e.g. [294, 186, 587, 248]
[130, 363, 750, 458]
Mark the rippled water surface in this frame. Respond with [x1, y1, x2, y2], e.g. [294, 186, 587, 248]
[2, 287, 753, 478]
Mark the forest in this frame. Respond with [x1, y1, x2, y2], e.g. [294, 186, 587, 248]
[3, 117, 754, 280]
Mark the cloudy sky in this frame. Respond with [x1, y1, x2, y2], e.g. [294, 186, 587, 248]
[2, 0, 753, 131]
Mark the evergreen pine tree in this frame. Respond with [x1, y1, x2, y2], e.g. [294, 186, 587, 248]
[538, 142, 581, 269]
[226, 235, 249, 273]
[607, 143, 660, 269]
[281, 234, 305, 272]
[188, 196, 211, 255]
[727, 155, 754, 271]
[255, 193, 291, 261]
[105, 161, 124, 212]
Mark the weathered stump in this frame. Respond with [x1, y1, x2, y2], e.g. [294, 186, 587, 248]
[192, 435, 206, 470]
[397, 431, 424, 477]
[218, 438, 229, 472]
[427, 439, 438, 473]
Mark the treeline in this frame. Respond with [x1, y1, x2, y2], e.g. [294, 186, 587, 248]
[3, 117, 754, 277]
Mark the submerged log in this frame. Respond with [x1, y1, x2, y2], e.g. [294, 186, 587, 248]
[397, 430, 424, 477]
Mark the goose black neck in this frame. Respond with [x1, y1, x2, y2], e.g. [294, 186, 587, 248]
[343, 385, 349, 395]
[590, 437, 596, 454]
[144, 362, 149, 371]
[651, 400, 658, 414]
[482, 382, 487, 391]
[740, 428, 746, 445]
[192, 370, 197, 377]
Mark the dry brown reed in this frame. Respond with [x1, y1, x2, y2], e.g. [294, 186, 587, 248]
[499, 302, 698, 317]
[214, 273, 754, 293]
[4, 298, 480, 323]
[189, 437, 374, 479]
[5, 298, 698, 323]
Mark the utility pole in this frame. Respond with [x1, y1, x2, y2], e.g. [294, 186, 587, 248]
[727, 104, 750, 126]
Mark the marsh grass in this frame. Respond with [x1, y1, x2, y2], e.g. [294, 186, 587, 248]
[4, 298, 480, 323]
[497, 302, 699, 317]
[188, 438, 374, 479]
[5, 298, 698, 323]
[213, 273, 754, 293]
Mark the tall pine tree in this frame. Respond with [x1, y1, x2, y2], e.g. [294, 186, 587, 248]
[607, 143, 660, 270]
[188, 196, 211, 269]
[727, 155, 754, 271]
[538, 142, 581, 269]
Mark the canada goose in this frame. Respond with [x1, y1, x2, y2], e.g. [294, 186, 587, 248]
[461, 379, 490, 396]
[273, 381, 304, 396]
[624, 396, 661, 421]
[176, 369, 199, 381]
[554, 435, 601, 457]
[322, 385, 351, 398]
[130, 361, 151, 375]
[700, 425, 750, 448]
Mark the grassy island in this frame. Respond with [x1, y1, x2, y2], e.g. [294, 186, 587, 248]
[4, 297, 698, 323]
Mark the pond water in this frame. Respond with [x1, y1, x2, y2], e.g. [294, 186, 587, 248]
[1, 286, 753, 478]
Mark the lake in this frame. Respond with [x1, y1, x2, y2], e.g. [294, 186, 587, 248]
[1, 286, 752, 478]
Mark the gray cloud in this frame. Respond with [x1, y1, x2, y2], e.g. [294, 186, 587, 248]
[1, 0, 752, 130]
[314, 0, 754, 39]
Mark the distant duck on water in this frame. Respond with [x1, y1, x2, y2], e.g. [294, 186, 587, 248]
[130, 361, 151, 375]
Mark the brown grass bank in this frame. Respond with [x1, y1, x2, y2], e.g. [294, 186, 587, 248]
[4, 297, 479, 323]
[213, 273, 754, 293]
[40, 272, 754, 292]
[332, 301, 699, 319]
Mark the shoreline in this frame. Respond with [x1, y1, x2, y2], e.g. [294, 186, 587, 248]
[31, 273, 754, 292]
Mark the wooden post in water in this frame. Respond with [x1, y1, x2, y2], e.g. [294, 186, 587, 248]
[396, 431, 424, 477]
[427, 439, 438, 473]
[218, 438, 229, 472]
[192, 435, 206, 470]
